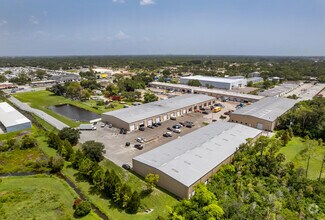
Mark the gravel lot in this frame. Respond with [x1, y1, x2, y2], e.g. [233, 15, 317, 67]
[80, 101, 238, 166]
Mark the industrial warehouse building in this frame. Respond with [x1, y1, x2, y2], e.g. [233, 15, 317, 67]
[230, 97, 298, 131]
[133, 121, 262, 199]
[0, 102, 32, 133]
[180, 75, 247, 90]
[149, 82, 263, 102]
[102, 94, 215, 131]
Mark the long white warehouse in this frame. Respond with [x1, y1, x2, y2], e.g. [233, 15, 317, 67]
[102, 94, 215, 131]
[180, 75, 247, 90]
[0, 102, 32, 133]
[133, 121, 262, 199]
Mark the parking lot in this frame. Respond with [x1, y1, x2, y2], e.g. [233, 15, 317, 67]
[80, 101, 237, 167]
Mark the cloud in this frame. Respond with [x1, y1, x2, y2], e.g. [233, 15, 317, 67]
[29, 16, 40, 25]
[0, 19, 7, 27]
[112, 0, 125, 3]
[115, 31, 130, 40]
[140, 0, 155, 6]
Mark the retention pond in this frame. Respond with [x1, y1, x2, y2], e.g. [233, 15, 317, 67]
[48, 104, 100, 121]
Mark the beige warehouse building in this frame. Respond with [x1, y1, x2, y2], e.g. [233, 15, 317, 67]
[230, 97, 297, 131]
[133, 121, 262, 199]
[102, 94, 215, 131]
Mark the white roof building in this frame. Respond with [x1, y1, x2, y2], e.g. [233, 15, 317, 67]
[0, 102, 32, 133]
[133, 121, 262, 198]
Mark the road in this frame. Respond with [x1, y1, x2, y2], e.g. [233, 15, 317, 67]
[8, 96, 69, 130]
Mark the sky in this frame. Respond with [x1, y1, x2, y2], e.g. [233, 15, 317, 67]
[0, 0, 325, 56]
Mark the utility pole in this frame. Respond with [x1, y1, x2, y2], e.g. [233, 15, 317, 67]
[319, 155, 325, 181]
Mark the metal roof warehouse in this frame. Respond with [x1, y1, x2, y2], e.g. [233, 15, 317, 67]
[230, 97, 298, 131]
[0, 102, 32, 133]
[133, 121, 262, 198]
[101, 94, 215, 131]
[149, 82, 263, 102]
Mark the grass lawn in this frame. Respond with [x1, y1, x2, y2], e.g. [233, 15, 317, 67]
[279, 137, 325, 179]
[14, 90, 133, 127]
[0, 175, 99, 220]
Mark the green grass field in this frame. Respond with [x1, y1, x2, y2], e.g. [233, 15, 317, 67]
[0, 175, 99, 220]
[0, 147, 47, 174]
[279, 137, 325, 179]
[13, 90, 132, 127]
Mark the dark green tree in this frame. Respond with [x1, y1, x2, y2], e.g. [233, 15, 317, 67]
[144, 92, 158, 103]
[82, 141, 105, 162]
[187, 79, 202, 87]
[58, 127, 80, 146]
[126, 191, 141, 214]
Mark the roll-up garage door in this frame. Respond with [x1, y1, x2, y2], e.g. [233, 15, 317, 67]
[257, 123, 264, 130]
[129, 124, 135, 131]
[177, 111, 180, 116]
[183, 109, 186, 114]
[156, 117, 160, 123]
[147, 119, 153, 126]
[163, 115, 168, 120]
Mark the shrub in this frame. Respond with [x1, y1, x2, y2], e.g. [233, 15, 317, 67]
[74, 201, 91, 217]
[20, 135, 38, 149]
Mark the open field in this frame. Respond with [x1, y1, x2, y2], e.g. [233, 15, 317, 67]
[0, 175, 99, 220]
[0, 148, 47, 174]
[279, 137, 325, 179]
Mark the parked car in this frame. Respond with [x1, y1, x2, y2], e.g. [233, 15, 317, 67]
[167, 127, 172, 131]
[199, 107, 205, 111]
[157, 122, 162, 126]
[173, 128, 181, 133]
[108, 124, 113, 128]
[147, 125, 154, 129]
[139, 127, 145, 131]
[136, 137, 144, 143]
[194, 109, 201, 113]
[122, 164, 131, 170]
[153, 123, 159, 127]
[100, 123, 106, 128]
[172, 124, 181, 129]
[224, 110, 234, 115]
[214, 103, 223, 107]
[134, 144, 143, 150]
[163, 132, 173, 137]
[170, 115, 177, 120]
[125, 142, 130, 147]
[202, 111, 209, 115]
